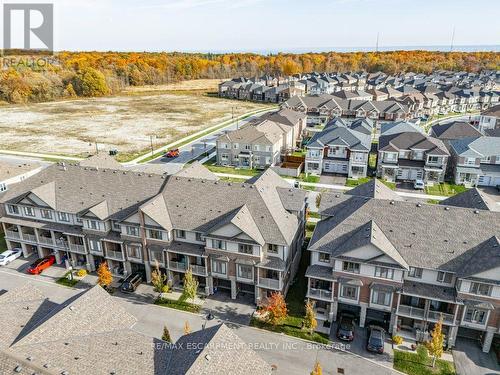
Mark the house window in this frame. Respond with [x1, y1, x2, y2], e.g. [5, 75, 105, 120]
[40, 209, 52, 220]
[384, 153, 397, 161]
[268, 244, 279, 254]
[428, 156, 439, 164]
[24, 206, 35, 217]
[253, 145, 259, 151]
[211, 239, 226, 250]
[436, 271, 453, 283]
[265, 157, 271, 164]
[58, 212, 70, 222]
[89, 239, 101, 251]
[0, 183, 6, 192]
[148, 229, 163, 240]
[127, 244, 142, 259]
[212, 260, 227, 275]
[195, 232, 203, 242]
[237, 264, 253, 279]
[7, 205, 19, 215]
[464, 158, 476, 166]
[413, 151, 423, 160]
[408, 267, 423, 278]
[88, 220, 99, 230]
[244, 144, 251, 150]
[221, 153, 229, 161]
[469, 282, 492, 296]
[254, 155, 260, 163]
[318, 253, 330, 263]
[341, 285, 358, 300]
[126, 226, 139, 237]
[464, 307, 487, 324]
[233, 143, 239, 149]
[175, 230, 186, 239]
[238, 244, 253, 255]
[112, 221, 121, 231]
[375, 266, 394, 279]
[353, 153, 365, 162]
[342, 261, 360, 274]
[371, 290, 391, 306]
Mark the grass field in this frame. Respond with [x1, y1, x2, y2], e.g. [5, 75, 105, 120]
[425, 183, 467, 197]
[0, 85, 269, 160]
[394, 350, 456, 375]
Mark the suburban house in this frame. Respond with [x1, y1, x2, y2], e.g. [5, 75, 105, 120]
[431, 121, 483, 144]
[377, 127, 449, 185]
[304, 118, 371, 178]
[216, 109, 307, 168]
[305, 180, 500, 353]
[449, 136, 500, 187]
[478, 104, 500, 133]
[0, 162, 306, 304]
[0, 284, 272, 374]
[0, 161, 44, 193]
[440, 188, 499, 212]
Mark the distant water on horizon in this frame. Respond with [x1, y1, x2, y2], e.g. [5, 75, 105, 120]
[190, 45, 500, 54]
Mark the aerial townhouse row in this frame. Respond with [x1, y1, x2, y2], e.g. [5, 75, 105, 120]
[0, 162, 307, 304]
[305, 179, 500, 353]
[219, 71, 499, 116]
[216, 108, 307, 169]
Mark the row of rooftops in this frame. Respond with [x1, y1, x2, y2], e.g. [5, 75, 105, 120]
[309, 179, 500, 277]
[0, 284, 271, 375]
[0, 161, 306, 247]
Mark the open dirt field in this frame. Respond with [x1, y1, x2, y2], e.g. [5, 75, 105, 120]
[0, 92, 269, 160]
[123, 79, 227, 93]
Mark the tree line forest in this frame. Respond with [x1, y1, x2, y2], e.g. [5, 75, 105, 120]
[0, 50, 498, 104]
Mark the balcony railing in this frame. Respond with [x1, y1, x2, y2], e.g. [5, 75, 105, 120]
[398, 304, 425, 319]
[38, 236, 54, 245]
[21, 233, 37, 242]
[5, 230, 20, 239]
[169, 261, 187, 271]
[149, 251, 165, 265]
[307, 288, 333, 301]
[106, 250, 124, 261]
[55, 239, 69, 249]
[258, 277, 281, 290]
[89, 247, 104, 255]
[69, 243, 86, 254]
[191, 264, 207, 276]
[127, 251, 142, 261]
[427, 310, 455, 325]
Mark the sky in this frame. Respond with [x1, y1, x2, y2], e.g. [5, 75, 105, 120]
[3, 0, 500, 53]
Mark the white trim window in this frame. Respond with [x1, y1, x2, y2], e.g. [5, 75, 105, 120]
[342, 261, 360, 274]
[408, 267, 423, 278]
[58, 212, 70, 222]
[237, 264, 253, 280]
[375, 266, 394, 279]
[318, 252, 330, 264]
[7, 205, 20, 215]
[469, 282, 492, 296]
[126, 225, 140, 237]
[40, 209, 52, 220]
[211, 239, 226, 250]
[463, 307, 488, 325]
[371, 290, 391, 306]
[436, 271, 453, 283]
[340, 285, 358, 300]
[0, 183, 7, 192]
[24, 206, 35, 217]
[212, 260, 227, 275]
[175, 229, 186, 239]
[89, 239, 102, 252]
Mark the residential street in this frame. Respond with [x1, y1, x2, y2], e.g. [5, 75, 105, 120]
[0, 264, 399, 375]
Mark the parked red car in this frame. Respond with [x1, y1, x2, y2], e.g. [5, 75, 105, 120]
[27, 255, 56, 274]
[165, 149, 179, 158]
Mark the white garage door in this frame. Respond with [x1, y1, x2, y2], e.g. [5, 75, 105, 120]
[397, 168, 423, 181]
[323, 162, 348, 174]
[397, 169, 409, 180]
[478, 175, 491, 186]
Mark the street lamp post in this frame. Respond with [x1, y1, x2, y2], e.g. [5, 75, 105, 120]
[202, 311, 215, 330]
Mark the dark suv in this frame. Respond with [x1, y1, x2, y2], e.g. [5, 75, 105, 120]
[336, 313, 355, 341]
[120, 273, 143, 293]
[367, 326, 385, 354]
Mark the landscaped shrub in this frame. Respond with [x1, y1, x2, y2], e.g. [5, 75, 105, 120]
[392, 335, 403, 345]
[76, 269, 87, 277]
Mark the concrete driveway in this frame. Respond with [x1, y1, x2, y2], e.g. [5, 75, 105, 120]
[202, 289, 256, 325]
[319, 174, 347, 185]
[2, 254, 67, 282]
[453, 338, 500, 375]
[329, 321, 394, 368]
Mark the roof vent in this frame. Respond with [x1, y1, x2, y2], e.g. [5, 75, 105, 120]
[14, 366, 22, 373]
[205, 354, 211, 361]
[473, 210, 480, 214]
[390, 201, 395, 205]
[416, 203, 422, 207]
[26, 356, 33, 361]
[444, 207, 450, 210]
[43, 364, 50, 368]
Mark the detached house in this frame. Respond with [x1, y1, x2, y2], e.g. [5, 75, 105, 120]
[306, 180, 500, 353]
[0, 163, 306, 305]
[304, 118, 371, 178]
[377, 128, 449, 185]
[449, 136, 500, 187]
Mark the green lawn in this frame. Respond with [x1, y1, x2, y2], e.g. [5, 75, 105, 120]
[394, 350, 456, 375]
[298, 173, 320, 184]
[425, 183, 467, 197]
[204, 158, 259, 176]
[250, 237, 329, 345]
[369, 153, 377, 169]
[56, 272, 79, 288]
[0, 231, 7, 253]
[155, 296, 201, 313]
[345, 177, 372, 187]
